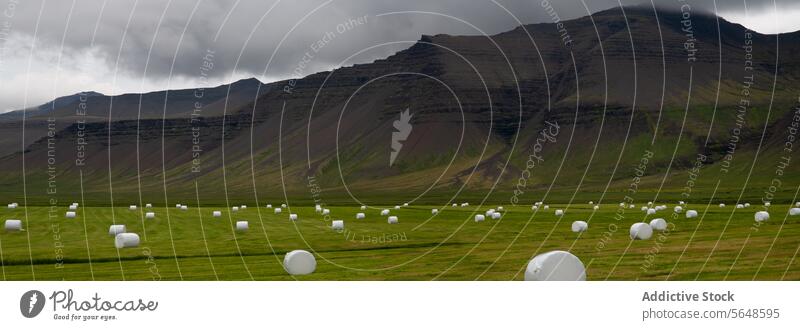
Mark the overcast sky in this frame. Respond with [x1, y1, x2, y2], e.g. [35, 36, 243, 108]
[0, 0, 797, 112]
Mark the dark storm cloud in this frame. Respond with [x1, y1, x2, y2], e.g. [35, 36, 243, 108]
[3, 0, 797, 88]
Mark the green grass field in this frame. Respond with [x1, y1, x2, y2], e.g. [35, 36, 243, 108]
[0, 203, 798, 280]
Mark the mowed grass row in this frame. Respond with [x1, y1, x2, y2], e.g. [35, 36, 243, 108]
[0, 203, 798, 280]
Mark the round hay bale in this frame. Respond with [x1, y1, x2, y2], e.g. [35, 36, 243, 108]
[236, 221, 248, 232]
[685, 210, 698, 218]
[129, 205, 137, 211]
[381, 209, 390, 216]
[360, 205, 367, 210]
[5, 219, 22, 232]
[322, 209, 330, 215]
[755, 211, 770, 222]
[555, 209, 564, 216]
[485, 209, 495, 216]
[145, 212, 155, 219]
[108, 224, 126, 236]
[452, 203, 458, 207]
[571, 221, 588, 233]
[673, 206, 683, 213]
[789, 208, 800, 216]
[176, 204, 182, 208]
[524, 251, 586, 281]
[431, 209, 438, 215]
[403, 203, 409, 207]
[744, 203, 751, 207]
[475, 214, 485, 222]
[7, 203, 16, 209]
[649, 218, 667, 231]
[497, 206, 504, 211]
[387, 216, 398, 224]
[646, 208, 656, 215]
[181, 205, 188, 211]
[266, 204, 273, 208]
[629, 223, 653, 240]
[212, 211, 222, 217]
[274, 208, 282, 214]
[241, 205, 247, 209]
[114, 233, 140, 249]
[232, 206, 239, 212]
[283, 250, 316, 275]
[765, 202, 771, 207]
[491, 212, 502, 220]
[593, 205, 600, 210]
[719, 203, 726, 208]
[281, 204, 287, 208]
[145, 203, 152, 208]
[588, 201, 594, 205]
[68, 204, 77, 210]
[543, 205, 550, 210]
[315, 205, 322, 213]
[532, 206, 539, 211]
[736, 204, 744, 209]
[289, 214, 298, 221]
[65, 211, 76, 218]
[356, 212, 365, 219]
[331, 220, 344, 230]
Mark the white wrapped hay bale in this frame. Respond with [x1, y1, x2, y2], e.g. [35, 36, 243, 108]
[331, 220, 344, 230]
[68, 204, 77, 210]
[619, 202, 625, 207]
[387, 216, 398, 224]
[629, 204, 635, 209]
[679, 201, 685, 205]
[241, 205, 247, 209]
[789, 208, 800, 216]
[289, 214, 298, 221]
[485, 209, 495, 216]
[524, 251, 586, 281]
[736, 204, 744, 209]
[685, 210, 698, 218]
[232, 206, 239, 212]
[593, 205, 599, 210]
[555, 209, 564, 217]
[266, 204, 273, 208]
[588, 201, 594, 205]
[532, 206, 539, 211]
[114, 233, 140, 249]
[650, 218, 667, 231]
[181, 205, 188, 211]
[646, 208, 656, 215]
[719, 203, 725, 208]
[640, 206, 648, 211]
[461, 202, 469, 207]
[129, 205, 137, 211]
[236, 221, 248, 232]
[66, 211, 76, 218]
[176, 204, 182, 208]
[543, 205, 550, 210]
[381, 209, 390, 216]
[281, 203, 287, 208]
[283, 250, 316, 275]
[145, 212, 155, 219]
[629, 223, 653, 240]
[647, 201, 653, 206]
[274, 208, 282, 214]
[452, 203, 458, 207]
[571, 221, 588, 233]
[322, 209, 330, 215]
[7, 203, 16, 209]
[755, 211, 769, 222]
[431, 209, 438, 215]
[108, 224, 126, 236]
[315, 205, 322, 213]
[403, 203, 409, 207]
[764, 202, 771, 207]
[796, 202, 800, 207]
[212, 211, 222, 217]
[744, 203, 751, 207]
[5, 219, 22, 232]
[360, 205, 366, 210]
[674, 206, 683, 213]
[475, 214, 485, 222]
[497, 206, 504, 211]
[394, 205, 401, 210]
[656, 205, 666, 211]
[491, 212, 502, 220]
[145, 203, 152, 208]
[356, 212, 365, 219]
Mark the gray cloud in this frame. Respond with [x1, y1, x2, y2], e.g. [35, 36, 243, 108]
[0, 0, 797, 111]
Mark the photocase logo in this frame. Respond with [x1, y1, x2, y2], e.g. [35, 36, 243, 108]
[19, 290, 45, 318]
[390, 108, 413, 166]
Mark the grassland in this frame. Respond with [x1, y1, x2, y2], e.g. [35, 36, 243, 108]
[0, 202, 798, 280]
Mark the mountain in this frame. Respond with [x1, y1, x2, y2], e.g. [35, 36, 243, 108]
[1, 7, 799, 205]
